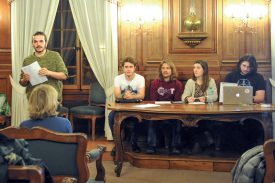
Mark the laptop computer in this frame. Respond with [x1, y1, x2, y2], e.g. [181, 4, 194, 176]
[223, 86, 253, 105]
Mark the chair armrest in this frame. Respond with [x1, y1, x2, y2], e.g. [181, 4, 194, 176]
[86, 145, 106, 182]
[263, 139, 275, 183]
[8, 165, 45, 183]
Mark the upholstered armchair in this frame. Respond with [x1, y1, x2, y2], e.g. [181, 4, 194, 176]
[1, 127, 106, 183]
[70, 81, 106, 140]
[8, 165, 45, 183]
[263, 139, 275, 183]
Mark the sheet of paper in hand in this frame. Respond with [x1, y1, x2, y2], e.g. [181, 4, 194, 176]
[21, 61, 48, 86]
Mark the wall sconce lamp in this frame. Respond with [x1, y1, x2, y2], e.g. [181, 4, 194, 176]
[120, 1, 162, 31]
[224, 0, 270, 33]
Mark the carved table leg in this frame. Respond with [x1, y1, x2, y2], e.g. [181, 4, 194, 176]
[114, 113, 124, 177]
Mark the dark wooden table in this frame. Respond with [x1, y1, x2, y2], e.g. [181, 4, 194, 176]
[108, 102, 274, 176]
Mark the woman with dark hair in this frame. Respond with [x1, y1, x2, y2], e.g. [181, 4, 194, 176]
[182, 60, 218, 103]
[225, 54, 265, 103]
[181, 60, 218, 154]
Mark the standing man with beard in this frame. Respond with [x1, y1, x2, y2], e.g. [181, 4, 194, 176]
[19, 31, 68, 102]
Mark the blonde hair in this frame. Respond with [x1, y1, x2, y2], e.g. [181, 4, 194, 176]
[28, 84, 58, 120]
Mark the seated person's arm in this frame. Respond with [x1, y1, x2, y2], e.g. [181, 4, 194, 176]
[19, 73, 30, 86]
[39, 68, 67, 80]
[182, 79, 195, 103]
[124, 87, 145, 100]
[135, 87, 145, 100]
[114, 86, 145, 100]
[253, 90, 265, 103]
[114, 87, 123, 99]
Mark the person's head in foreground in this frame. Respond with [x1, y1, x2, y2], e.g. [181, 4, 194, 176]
[28, 84, 58, 120]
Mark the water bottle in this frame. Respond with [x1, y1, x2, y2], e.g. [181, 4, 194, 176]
[207, 86, 214, 106]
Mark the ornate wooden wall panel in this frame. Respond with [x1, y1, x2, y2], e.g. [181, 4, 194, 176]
[222, 0, 270, 61]
[142, 21, 164, 65]
[118, 0, 164, 70]
[0, 0, 11, 49]
[0, 75, 11, 105]
[142, 0, 164, 66]
[118, 15, 139, 67]
[0, 0, 12, 104]
[168, 0, 217, 53]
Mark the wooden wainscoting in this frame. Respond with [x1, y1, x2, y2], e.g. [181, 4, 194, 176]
[125, 152, 237, 172]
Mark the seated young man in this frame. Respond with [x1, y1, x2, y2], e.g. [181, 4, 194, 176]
[109, 56, 145, 153]
[147, 60, 183, 155]
[224, 54, 265, 103]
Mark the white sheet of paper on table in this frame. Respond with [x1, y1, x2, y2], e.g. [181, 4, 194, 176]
[189, 102, 205, 104]
[133, 104, 160, 108]
[155, 101, 171, 104]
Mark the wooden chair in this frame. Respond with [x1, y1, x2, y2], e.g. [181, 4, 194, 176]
[58, 82, 69, 119]
[0, 126, 106, 183]
[263, 139, 275, 183]
[58, 105, 69, 119]
[70, 81, 106, 140]
[8, 165, 45, 183]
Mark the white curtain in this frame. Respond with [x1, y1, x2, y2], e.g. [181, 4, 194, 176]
[69, 0, 118, 140]
[10, 0, 59, 126]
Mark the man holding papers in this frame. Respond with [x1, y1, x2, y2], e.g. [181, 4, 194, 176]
[19, 31, 68, 101]
[146, 60, 183, 155]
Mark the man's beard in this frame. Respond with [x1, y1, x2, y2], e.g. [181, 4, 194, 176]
[35, 47, 46, 53]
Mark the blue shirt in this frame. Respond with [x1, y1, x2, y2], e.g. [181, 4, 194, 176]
[20, 116, 72, 133]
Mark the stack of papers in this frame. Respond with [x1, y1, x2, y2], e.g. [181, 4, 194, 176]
[155, 101, 171, 104]
[133, 104, 160, 108]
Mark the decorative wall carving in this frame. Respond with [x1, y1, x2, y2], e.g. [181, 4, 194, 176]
[169, 0, 217, 53]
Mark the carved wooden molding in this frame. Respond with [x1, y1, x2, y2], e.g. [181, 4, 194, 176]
[177, 32, 208, 48]
[169, 0, 217, 53]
